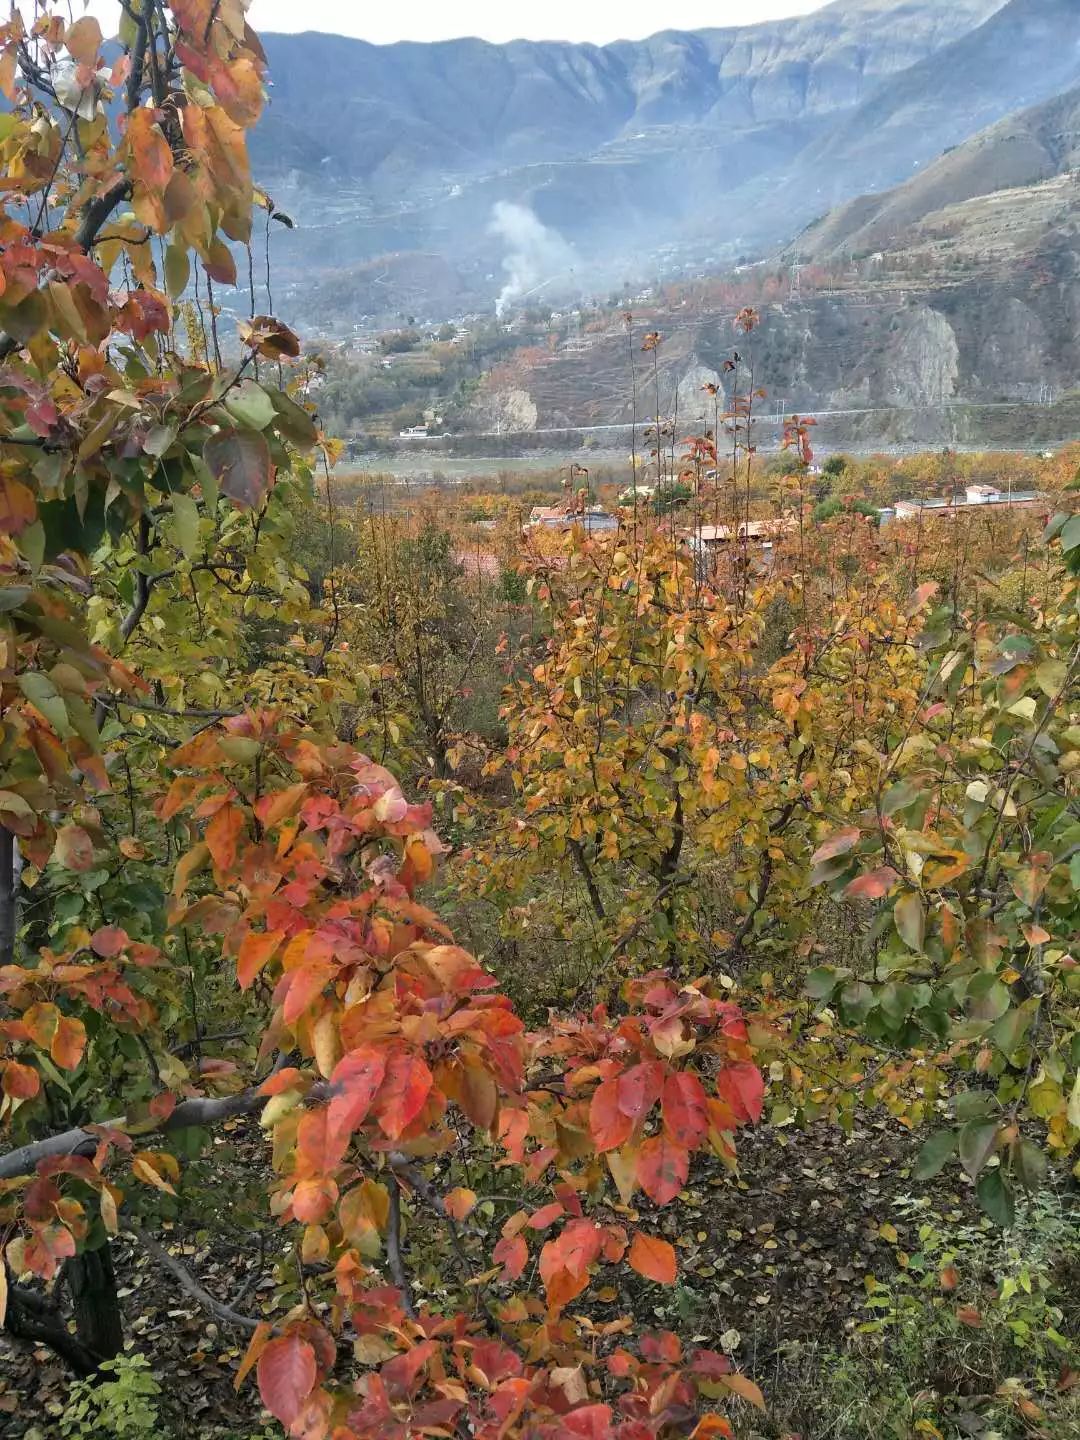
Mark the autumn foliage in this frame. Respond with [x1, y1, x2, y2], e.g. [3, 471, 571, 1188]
[0, 3, 1078, 1436]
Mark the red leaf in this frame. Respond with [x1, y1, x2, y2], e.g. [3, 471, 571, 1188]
[716, 1062, 764, 1125]
[590, 1078, 633, 1152]
[257, 1333, 316, 1427]
[617, 1060, 663, 1119]
[637, 1134, 689, 1205]
[90, 925, 128, 957]
[810, 827, 860, 865]
[527, 1202, 566, 1230]
[628, 1232, 677, 1284]
[661, 1070, 709, 1148]
[493, 1233, 527, 1280]
[326, 1046, 388, 1160]
[376, 1052, 433, 1139]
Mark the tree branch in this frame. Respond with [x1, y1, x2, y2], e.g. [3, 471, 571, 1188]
[0, 1068, 329, 1183]
[569, 839, 606, 922]
[386, 1174, 417, 1319]
[129, 1228, 260, 1332]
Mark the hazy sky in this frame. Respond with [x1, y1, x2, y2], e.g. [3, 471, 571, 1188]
[83, 1, 829, 46]
[247, 0, 827, 43]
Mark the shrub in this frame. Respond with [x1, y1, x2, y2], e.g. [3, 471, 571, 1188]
[59, 1353, 162, 1440]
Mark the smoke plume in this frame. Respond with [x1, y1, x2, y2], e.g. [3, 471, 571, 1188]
[490, 202, 575, 316]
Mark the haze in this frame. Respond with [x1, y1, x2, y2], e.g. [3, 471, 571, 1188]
[81, 0, 827, 45]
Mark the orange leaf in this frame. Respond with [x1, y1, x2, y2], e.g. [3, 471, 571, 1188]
[51, 1015, 86, 1070]
[956, 1305, 983, 1329]
[131, 1151, 178, 1195]
[206, 802, 244, 875]
[443, 1187, 478, 1221]
[2, 1060, 40, 1099]
[127, 108, 174, 193]
[254, 781, 308, 830]
[720, 1373, 765, 1411]
[628, 1232, 676, 1285]
[54, 825, 94, 872]
[844, 866, 899, 901]
[66, 15, 103, 65]
[235, 1320, 272, 1392]
[237, 929, 283, 990]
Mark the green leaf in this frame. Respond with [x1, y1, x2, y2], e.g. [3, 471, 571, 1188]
[894, 892, 925, 952]
[879, 981, 914, 1025]
[839, 981, 874, 1022]
[18, 672, 71, 737]
[958, 1119, 999, 1179]
[1011, 1138, 1047, 1192]
[269, 389, 318, 448]
[1035, 659, 1067, 697]
[1060, 514, 1080, 553]
[913, 1129, 956, 1181]
[966, 973, 1012, 1023]
[956, 1093, 998, 1123]
[805, 966, 841, 1001]
[224, 381, 276, 431]
[144, 424, 177, 458]
[989, 1006, 1032, 1057]
[976, 1168, 1015, 1227]
[171, 492, 201, 561]
[164, 242, 190, 299]
[880, 781, 920, 817]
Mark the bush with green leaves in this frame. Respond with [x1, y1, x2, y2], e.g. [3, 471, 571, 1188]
[59, 1353, 162, 1440]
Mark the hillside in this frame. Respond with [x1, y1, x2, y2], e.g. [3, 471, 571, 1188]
[801, 84, 1080, 259]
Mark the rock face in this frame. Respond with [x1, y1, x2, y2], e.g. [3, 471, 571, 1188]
[880, 307, 960, 409]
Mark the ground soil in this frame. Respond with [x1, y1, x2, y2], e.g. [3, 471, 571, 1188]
[0, 1115, 976, 1439]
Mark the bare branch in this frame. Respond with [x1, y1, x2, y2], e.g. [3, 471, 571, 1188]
[386, 1174, 418, 1319]
[129, 1228, 260, 1333]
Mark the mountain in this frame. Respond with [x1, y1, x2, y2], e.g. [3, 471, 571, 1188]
[799, 0, 1080, 213]
[246, 0, 1080, 327]
[254, 0, 1004, 185]
[448, 78, 1080, 454]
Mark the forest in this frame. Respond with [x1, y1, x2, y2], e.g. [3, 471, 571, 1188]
[0, 7, 1078, 1440]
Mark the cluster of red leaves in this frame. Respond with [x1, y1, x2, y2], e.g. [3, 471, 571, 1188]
[144, 716, 769, 1437]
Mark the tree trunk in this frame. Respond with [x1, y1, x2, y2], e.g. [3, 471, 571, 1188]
[67, 1243, 124, 1364]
